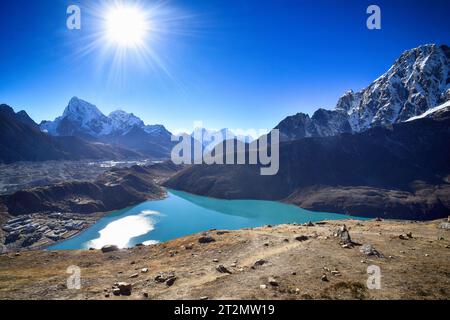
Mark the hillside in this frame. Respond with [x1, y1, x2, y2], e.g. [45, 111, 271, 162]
[0, 218, 449, 300]
[165, 107, 450, 220]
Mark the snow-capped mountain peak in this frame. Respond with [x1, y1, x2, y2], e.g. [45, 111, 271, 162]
[108, 110, 145, 135]
[63, 97, 105, 122]
[337, 44, 449, 131]
[277, 44, 449, 142]
[40, 98, 171, 139]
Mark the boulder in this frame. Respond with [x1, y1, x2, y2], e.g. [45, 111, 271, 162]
[101, 245, 119, 253]
[115, 282, 132, 296]
[335, 225, 352, 244]
[5, 232, 20, 245]
[295, 235, 309, 242]
[166, 277, 177, 287]
[21, 233, 42, 247]
[253, 259, 267, 268]
[268, 277, 279, 286]
[198, 236, 216, 244]
[360, 244, 384, 258]
[216, 265, 232, 274]
[439, 222, 450, 230]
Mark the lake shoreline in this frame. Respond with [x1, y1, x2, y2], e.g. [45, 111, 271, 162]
[48, 189, 369, 251]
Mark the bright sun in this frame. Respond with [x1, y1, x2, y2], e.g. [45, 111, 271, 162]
[105, 5, 149, 48]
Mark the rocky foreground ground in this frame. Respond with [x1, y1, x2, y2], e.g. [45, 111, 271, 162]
[0, 219, 449, 300]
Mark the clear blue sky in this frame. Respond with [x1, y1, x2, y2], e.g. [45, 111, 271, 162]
[0, 0, 449, 133]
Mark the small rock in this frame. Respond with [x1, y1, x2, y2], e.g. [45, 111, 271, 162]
[213, 259, 219, 263]
[268, 277, 279, 286]
[166, 277, 177, 286]
[141, 268, 149, 273]
[260, 284, 267, 289]
[184, 243, 194, 250]
[360, 244, 384, 258]
[101, 245, 119, 253]
[112, 288, 121, 296]
[14, 252, 21, 257]
[143, 292, 149, 298]
[200, 296, 209, 300]
[130, 261, 136, 265]
[283, 239, 289, 243]
[425, 254, 430, 257]
[216, 265, 232, 274]
[155, 274, 167, 283]
[113, 282, 132, 296]
[264, 243, 270, 247]
[291, 272, 297, 276]
[105, 294, 110, 298]
[295, 235, 309, 242]
[399, 234, 407, 240]
[321, 274, 329, 282]
[439, 222, 450, 230]
[406, 232, 413, 238]
[253, 259, 267, 268]
[198, 236, 216, 244]
[305, 221, 315, 227]
[169, 250, 178, 257]
[129, 273, 139, 279]
[230, 263, 237, 268]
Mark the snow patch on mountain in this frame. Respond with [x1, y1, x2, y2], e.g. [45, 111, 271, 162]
[406, 100, 450, 122]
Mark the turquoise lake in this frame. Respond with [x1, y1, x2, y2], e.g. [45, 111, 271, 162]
[49, 190, 363, 250]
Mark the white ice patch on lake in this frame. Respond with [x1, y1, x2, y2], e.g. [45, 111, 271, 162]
[88, 210, 160, 249]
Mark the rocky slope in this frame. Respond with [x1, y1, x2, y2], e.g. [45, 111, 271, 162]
[0, 219, 449, 300]
[0, 161, 184, 251]
[0, 162, 182, 216]
[165, 105, 450, 220]
[0, 104, 140, 163]
[41, 97, 175, 159]
[277, 44, 450, 141]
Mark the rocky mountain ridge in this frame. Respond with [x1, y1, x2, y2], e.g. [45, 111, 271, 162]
[277, 44, 450, 141]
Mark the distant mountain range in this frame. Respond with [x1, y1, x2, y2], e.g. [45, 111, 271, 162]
[166, 44, 450, 220]
[40, 97, 175, 159]
[276, 44, 449, 141]
[0, 104, 140, 163]
[166, 101, 450, 220]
